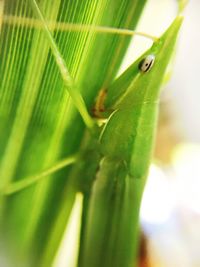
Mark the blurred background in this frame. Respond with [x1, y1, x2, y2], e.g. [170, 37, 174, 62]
[54, 1, 200, 266]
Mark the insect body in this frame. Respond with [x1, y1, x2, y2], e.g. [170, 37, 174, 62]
[78, 17, 183, 267]
[139, 54, 155, 73]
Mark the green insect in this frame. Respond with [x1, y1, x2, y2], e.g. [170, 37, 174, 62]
[3, 1, 183, 266]
[76, 17, 182, 267]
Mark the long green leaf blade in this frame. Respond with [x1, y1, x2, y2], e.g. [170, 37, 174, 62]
[0, 1, 147, 266]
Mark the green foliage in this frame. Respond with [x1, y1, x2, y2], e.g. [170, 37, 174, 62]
[0, 1, 182, 267]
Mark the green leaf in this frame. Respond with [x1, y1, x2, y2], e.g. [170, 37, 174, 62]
[0, 0, 147, 266]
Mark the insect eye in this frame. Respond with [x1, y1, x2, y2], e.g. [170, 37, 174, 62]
[139, 55, 155, 73]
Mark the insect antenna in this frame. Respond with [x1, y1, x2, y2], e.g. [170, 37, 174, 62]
[2, 155, 77, 195]
[2, 15, 158, 41]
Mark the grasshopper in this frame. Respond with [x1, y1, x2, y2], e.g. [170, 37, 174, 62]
[76, 17, 183, 267]
[3, 1, 183, 266]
